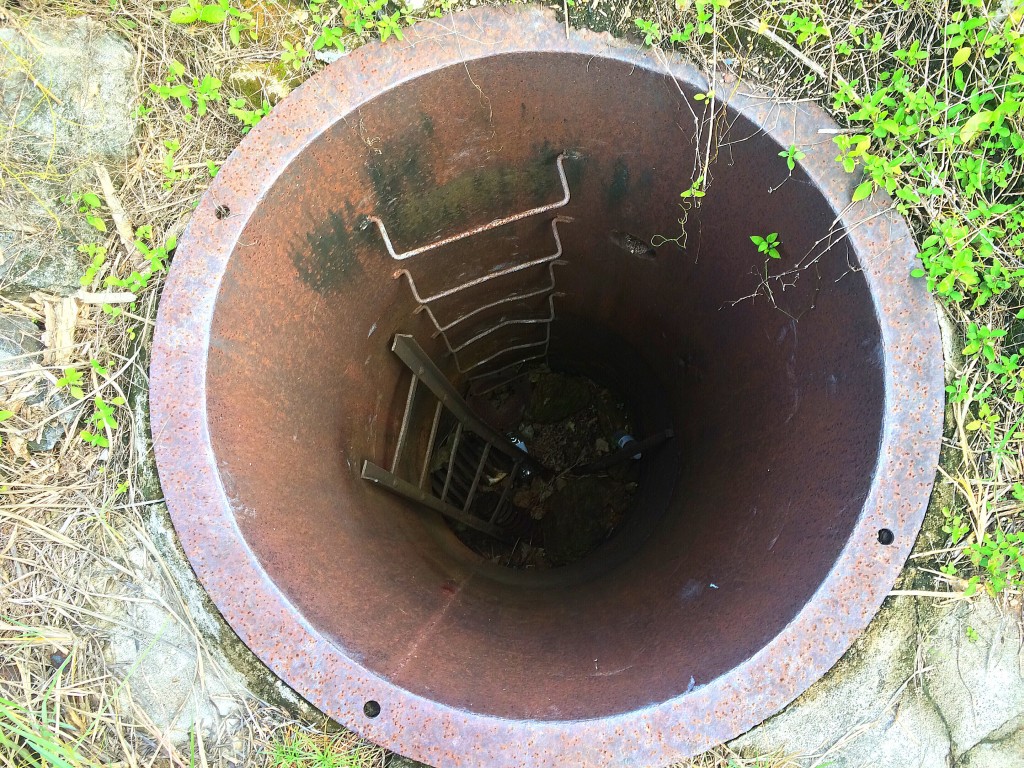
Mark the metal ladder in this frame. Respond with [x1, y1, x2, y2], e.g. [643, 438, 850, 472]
[361, 335, 543, 541]
[361, 154, 575, 535]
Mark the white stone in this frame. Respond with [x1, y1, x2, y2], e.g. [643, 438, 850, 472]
[731, 593, 1024, 767]
[101, 547, 245, 747]
[958, 724, 1024, 768]
[0, 16, 137, 296]
[730, 598, 952, 767]
[922, 596, 1024, 758]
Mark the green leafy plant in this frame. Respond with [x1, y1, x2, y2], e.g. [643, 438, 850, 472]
[56, 368, 85, 400]
[150, 60, 191, 109]
[169, 0, 231, 23]
[635, 18, 663, 46]
[893, 39, 929, 66]
[750, 232, 782, 259]
[942, 506, 971, 545]
[0, 410, 12, 449]
[779, 144, 806, 171]
[193, 74, 223, 117]
[168, 0, 255, 44]
[781, 11, 829, 47]
[82, 396, 124, 448]
[313, 24, 346, 53]
[88, 226, 175, 322]
[280, 40, 310, 71]
[376, 10, 404, 42]
[72, 192, 106, 233]
[308, 0, 411, 45]
[78, 243, 108, 288]
[967, 529, 1024, 595]
[679, 175, 707, 209]
[161, 139, 187, 189]
[962, 323, 1007, 362]
[228, 98, 271, 134]
[150, 62, 221, 120]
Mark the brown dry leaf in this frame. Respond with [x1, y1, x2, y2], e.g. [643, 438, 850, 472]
[4, 395, 25, 419]
[42, 297, 80, 366]
[95, 165, 138, 264]
[66, 706, 89, 734]
[6, 373, 44, 413]
[7, 433, 30, 461]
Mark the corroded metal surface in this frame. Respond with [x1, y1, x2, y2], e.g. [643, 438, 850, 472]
[150, 7, 943, 768]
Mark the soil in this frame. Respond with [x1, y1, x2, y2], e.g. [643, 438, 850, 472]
[451, 366, 640, 569]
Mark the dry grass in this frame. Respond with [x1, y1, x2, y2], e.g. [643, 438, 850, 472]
[670, 746, 806, 767]
[0, 0, 1021, 766]
[0, 0, 407, 765]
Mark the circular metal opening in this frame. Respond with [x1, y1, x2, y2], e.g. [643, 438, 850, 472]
[151, 8, 942, 767]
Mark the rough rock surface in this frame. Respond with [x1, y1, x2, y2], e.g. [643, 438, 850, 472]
[923, 597, 1024, 761]
[729, 598, 949, 767]
[731, 595, 1024, 768]
[102, 544, 246, 747]
[0, 314, 43, 377]
[0, 16, 137, 296]
[0, 313, 73, 450]
[957, 723, 1024, 768]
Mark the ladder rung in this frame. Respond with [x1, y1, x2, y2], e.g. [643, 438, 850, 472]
[390, 375, 418, 473]
[366, 154, 572, 261]
[418, 401, 444, 489]
[362, 460, 514, 542]
[462, 443, 491, 513]
[391, 334, 536, 470]
[440, 423, 463, 503]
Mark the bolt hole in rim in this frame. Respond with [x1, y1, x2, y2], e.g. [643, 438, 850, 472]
[364, 701, 382, 718]
[150, 7, 943, 767]
[878, 528, 896, 545]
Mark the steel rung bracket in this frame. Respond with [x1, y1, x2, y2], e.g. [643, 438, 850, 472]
[365, 153, 573, 261]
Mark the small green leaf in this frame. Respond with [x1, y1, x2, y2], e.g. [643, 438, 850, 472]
[951, 46, 971, 67]
[197, 6, 228, 23]
[852, 181, 873, 202]
[959, 110, 995, 143]
[0, 410, 13, 421]
[169, 6, 199, 23]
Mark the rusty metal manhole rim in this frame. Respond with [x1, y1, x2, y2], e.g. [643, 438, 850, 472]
[150, 7, 943, 766]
